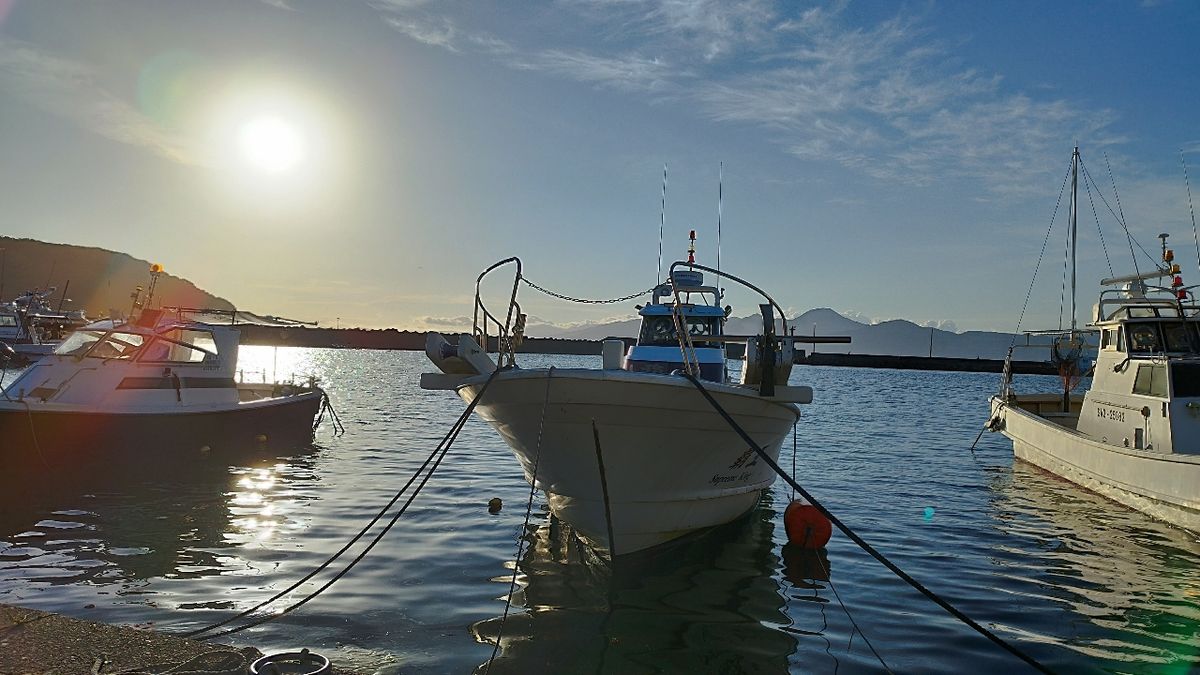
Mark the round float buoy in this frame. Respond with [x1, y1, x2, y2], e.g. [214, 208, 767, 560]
[487, 497, 502, 514]
[784, 500, 832, 549]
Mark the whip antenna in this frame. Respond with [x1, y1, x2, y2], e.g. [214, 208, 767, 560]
[717, 162, 723, 284]
[1182, 150, 1200, 275]
[658, 165, 668, 284]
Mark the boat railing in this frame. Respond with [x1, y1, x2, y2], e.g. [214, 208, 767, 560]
[472, 257, 524, 368]
[1095, 291, 1200, 322]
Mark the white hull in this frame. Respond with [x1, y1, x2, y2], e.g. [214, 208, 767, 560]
[460, 369, 799, 555]
[991, 395, 1200, 531]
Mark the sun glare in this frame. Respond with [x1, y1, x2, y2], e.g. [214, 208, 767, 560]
[206, 81, 351, 217]
[237, 116, 305, 174]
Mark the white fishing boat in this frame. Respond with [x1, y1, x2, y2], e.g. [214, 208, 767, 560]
[0, 305, 325, 484]
[989, 147, 1200, 532]
[422, 237, 843, 556]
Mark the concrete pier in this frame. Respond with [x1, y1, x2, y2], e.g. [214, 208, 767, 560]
[0, 604, 363, 674]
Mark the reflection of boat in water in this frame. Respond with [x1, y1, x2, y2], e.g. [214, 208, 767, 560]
[423, 244, 835, 556]
[0, 451, 321, 590]
[987, 461, 1200, 669]
[471, 498, 821, 674]
[0, 306, 324, 490]
[990, 148, 1200, 532]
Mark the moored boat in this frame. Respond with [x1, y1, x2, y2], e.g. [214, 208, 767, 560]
[989, 147, 1200, 532]
[422, 240, 841, 556]
[0, 306, 325, 484]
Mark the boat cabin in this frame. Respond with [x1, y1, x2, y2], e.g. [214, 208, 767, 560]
[1076, 294, 1200, 454]
[2, 311, 244, 410]
[624, 269, 729, 382]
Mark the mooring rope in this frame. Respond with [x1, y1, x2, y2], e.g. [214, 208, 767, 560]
[313, 390, 346, 436]
[680, 373, 1056, 675]
[519, 276, 657, 305]
[484, 368, 554, 674]
[187, 366, 505, 640]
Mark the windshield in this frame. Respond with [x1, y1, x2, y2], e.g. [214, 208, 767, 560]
[89, 332, 146, 359]
[140, 328, 219, 363]
[638, 315, 721, 346]
[54, 330, 105, 356]
[0, 315, 17, 328]
[53, 331, 146, 359]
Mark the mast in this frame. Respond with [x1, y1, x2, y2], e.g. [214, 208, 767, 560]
[1070, 145, 1079, 334]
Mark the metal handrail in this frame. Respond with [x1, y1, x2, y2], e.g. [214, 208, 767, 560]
[472, 257, 523, 367]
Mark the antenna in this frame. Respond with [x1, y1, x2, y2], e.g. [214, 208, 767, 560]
[657, 165, 667, 285]
[1182, 150, 1199, 276]
[717, 162, 723, 286]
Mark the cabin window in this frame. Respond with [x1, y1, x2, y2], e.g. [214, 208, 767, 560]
[1162, 323, 1199, 352]
[1171, 363, 1200, 397]
[0, 315, 16, 328]
[638, 316, 720, 346]
[1126, 324, 1162, 353]
[1133, 363, 1168, 397]
[88, 332, 146, 359]
[140, 329, 219, 363]
[1100, 329, 1113, 349]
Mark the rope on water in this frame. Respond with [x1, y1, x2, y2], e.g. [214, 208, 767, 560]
[484, 368, 554, 674]
[680, 373, 1057, 675]
[186, 366, 505, 640]
[519, 276, 657, 305]
[805, 529, 892, 673]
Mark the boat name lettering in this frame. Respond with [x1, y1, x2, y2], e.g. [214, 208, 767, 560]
[709, 471, 752, 486]
[1096, 405, 1125, 423]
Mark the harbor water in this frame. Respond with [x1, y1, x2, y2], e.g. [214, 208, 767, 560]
[2, 348, 1198, 673]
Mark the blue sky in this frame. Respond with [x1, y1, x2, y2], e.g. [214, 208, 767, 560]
[1, 0, 1197, 333]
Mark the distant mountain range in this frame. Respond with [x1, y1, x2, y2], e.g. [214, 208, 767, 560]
[0, 237, 233, 318]
[529, 307, 1025, 360]
[5, 238, 1029, 359]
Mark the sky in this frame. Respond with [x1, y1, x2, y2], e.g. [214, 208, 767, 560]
[0, 0, 1197, 334]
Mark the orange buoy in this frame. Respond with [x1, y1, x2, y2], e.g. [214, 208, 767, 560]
[784, 500, 832, 549]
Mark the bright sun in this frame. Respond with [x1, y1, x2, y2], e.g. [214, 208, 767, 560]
[237, 115, 305, 174]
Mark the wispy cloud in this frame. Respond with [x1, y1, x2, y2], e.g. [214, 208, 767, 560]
[368, 1, 1121, 194]
[383, 14, 459, 51]
[509, 50, 681, 93]
[0, 39, 201, 164]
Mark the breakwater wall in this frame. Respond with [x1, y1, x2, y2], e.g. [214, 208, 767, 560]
[798, 352, 1055, 375]
[236, 326, 1053, 374]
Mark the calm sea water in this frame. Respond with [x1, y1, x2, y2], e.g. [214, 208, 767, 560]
[2, 348, 1199, 674]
